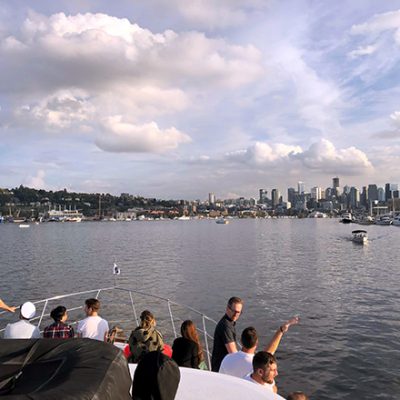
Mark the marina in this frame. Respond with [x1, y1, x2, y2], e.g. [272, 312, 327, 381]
[1, 218, 400, 399]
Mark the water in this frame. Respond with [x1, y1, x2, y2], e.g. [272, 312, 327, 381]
[1, 219, 400, 399]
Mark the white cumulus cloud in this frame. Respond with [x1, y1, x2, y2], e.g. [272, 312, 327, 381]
[96, 116, 191, 153]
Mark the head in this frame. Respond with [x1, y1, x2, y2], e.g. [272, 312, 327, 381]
[226, 296, 243, 322]
[241, 327, 258, 350]
[181, 320, 204, 361]
[252, 351, 278, 385]
[140, 310, 156, 330]
[50, 305, 68, 323]
[132, 351, 180, 400]
[20, 302, 36, 320]
[287, 392, 309, 400]
[84, 298, 100, 316]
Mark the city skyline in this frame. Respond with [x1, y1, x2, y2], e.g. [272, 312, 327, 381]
[1, 1, 400, 198]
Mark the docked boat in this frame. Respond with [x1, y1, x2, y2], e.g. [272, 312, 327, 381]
[18, 224, 30, 229]
[352, 230, 368, 244]
[0, 286, 283, 400]
[375, 215, 392, 226]
[392, 215, 400, 226]
[216, 217, 229, 224]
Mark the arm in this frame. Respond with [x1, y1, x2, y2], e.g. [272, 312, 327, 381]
[0, 298, 16, 313]
[264, 316, 299, 355]
[225, 341, 238, 353]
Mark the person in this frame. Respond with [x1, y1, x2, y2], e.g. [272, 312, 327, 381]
[129, 310, 164, 363]
[172, 320, 205, 369]
[211, 296, 243, 372]
[4, 301, 40, 339]
[43, 305, 74, 338]
[244, 351, 279, 393]
[0, 298, 16, 313]
[132, 350, 180, 400]
[287, 392, 309, 400]
[76, 298, 109, 341]
[219, 316, 299, 377]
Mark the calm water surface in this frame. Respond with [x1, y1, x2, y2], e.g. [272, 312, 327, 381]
[1, 219, 400, 399]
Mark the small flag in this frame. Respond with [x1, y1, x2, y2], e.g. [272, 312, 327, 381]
[113, 263, 120, 275]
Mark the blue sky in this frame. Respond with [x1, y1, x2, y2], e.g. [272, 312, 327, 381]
[1, 0, 400, 199]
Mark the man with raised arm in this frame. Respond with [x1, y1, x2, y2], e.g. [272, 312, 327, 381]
[211, 296, 243, 372]
[77, 298, 109, 341]
[219, 316, 299, 377]
[0, 298, 16, 313]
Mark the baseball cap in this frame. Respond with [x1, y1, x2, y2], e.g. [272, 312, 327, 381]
[20, 302, 36, 319]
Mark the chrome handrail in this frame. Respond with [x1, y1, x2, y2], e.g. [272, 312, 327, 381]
[0, 286, 217, 369]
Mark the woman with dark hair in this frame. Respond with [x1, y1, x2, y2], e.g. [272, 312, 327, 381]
[43, 305, 74, 338]
[129, 310, 164, 363]
[172, 320, 205, 369]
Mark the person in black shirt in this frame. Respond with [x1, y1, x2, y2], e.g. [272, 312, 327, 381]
[211, 296, 243, 372]
[172, 320, 204, 368]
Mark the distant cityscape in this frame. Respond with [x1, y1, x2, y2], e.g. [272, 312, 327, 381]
[0, 177, 399, 222]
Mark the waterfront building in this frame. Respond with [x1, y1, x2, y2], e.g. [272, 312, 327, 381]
[271, 189, 280, 209]
[311, 187, 322, 201]
[287, 188, 296, 205]
[349, 187, 360, 209]
[332, 177, 340, 189]
[367, 185, 378, 203]
[259, 189, 268, 204]
[378, 187, 385, 202]
[209, 193, 216, 205]
[298, 181, 305, 194]
[361, 186, 368, 208]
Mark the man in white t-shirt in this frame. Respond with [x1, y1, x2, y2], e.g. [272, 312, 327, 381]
[244, 351, 278, 393]
[77, 298, 109, 341]
[4, 301, 40, 339]
[219, 317, 298, 378]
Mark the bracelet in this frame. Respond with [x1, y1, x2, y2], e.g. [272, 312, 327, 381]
[279, 326, 284, 333]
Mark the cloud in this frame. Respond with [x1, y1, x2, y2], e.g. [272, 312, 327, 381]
[25, 169, 46, 189]
[348, 44, 377, 59]
[294, 139, 372, 174]
[390, 110, 400, 125]
[351, 10, 400, 36]
[220, 139, 372, 175]
[226, 142, 302, 165]
[96, 116, 191, 153]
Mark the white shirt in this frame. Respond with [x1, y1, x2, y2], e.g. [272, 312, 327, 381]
[244, 373, 276, 392]
[77, 316, 109, 341]
[4, 320, 41, 339]
[219, 351, 254, 378]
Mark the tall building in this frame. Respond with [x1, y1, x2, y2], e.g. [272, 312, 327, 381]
[378, 187, 385, 202]
[287, 188, 296, 205]
[298, 181, 305, 194]
[385, 183, 391, 202]
[349, 187, 360, 209]
[209, 192, 216, 205]
[271, 189, 280, 208]
[332, 177, 340, 189]
[367, 184, 378, 203]
[259, 189, 268, 204]
[361, 186, 368, 207]
[311, 187, 322, 200]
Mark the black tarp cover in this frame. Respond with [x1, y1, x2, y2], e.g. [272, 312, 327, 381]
[0, 338, 132, 399]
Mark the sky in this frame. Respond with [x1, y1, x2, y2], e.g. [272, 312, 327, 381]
[1, 0, 400, 200]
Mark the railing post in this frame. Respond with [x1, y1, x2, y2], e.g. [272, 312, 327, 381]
[37, 299, 48, 329]
[202, 314, 211, 369]
[129, 291, 139, 326]
[167, 300, 177, 339]
[95, 289, 101, 299]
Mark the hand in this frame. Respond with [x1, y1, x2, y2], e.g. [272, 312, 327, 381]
[8, 306, 17, 313]
[280, 316, 299, 333]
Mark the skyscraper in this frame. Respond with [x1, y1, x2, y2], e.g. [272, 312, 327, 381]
[271, 189, 280, 208]
[311, 187, 322, 200]
[298, 181, 305, 194]
[209, 192, 216, 205]
[332, 177, 340, 189]
[259, 189, 268, 204]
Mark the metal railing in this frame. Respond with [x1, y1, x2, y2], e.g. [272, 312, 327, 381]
[0, 286, 217, 368]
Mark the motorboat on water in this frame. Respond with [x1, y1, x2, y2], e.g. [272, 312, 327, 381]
[0, 286, 283, 400]
[340, 212, 352, 223]
[392, 215, 400, 226]
[216, 217, 229, 224]
[352, 230, 368, 244]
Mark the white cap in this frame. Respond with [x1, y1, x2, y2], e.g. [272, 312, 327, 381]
[20, 302, 36, 319]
